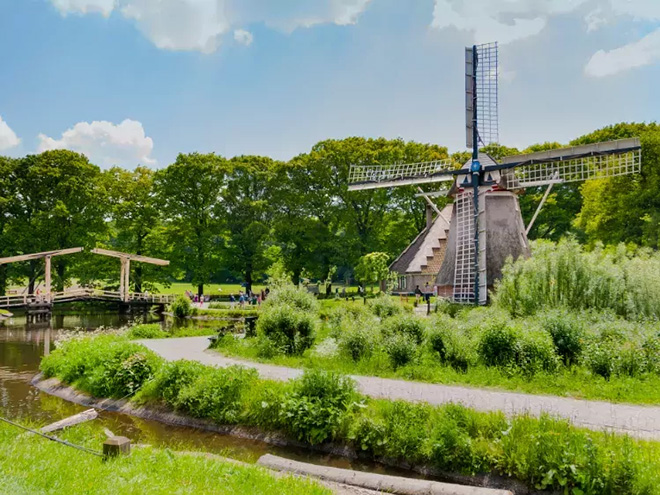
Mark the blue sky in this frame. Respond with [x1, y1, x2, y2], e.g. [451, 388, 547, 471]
[0, 0, 658, 168]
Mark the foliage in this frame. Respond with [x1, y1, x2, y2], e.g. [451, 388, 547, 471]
[40, 335, 162, 398]
[494, 238, 660, 319]
[477, 320, 520, 368]
[42, 337, 660, 493]
[280, 370, 358, 445]
[171, 295, 193, 318]
[367, 295, 401, 318]
[380, 314, 426, 345]
[538, 310, 585, 365]
[263, 284, 319, 313]
[354, 252, 390, 292]
[126, 323, 167, 339]
[384, 333, 418, 368]
[338, 320, 378, 362]
[257, 304, 317, 355]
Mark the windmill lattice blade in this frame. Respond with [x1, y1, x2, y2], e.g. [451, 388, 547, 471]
[452, 191, 476, 304]
[503, 149, 641, 189]
[475, 42, 499, 146]
[348, 159, 456, 191]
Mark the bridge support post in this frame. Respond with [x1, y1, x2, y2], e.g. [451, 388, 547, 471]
[44, 255, 51, 303]
[119, 257, 131, 303]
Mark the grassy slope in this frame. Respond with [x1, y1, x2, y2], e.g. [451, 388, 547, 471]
[0, 422, 329, 495]
[213, 325, 660, 405]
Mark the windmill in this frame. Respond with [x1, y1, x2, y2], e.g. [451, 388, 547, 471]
[348, 42, 642, 304]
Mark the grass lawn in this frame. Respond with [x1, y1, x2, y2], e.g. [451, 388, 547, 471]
[0, 422, 330, 495]
[152, 282, 266, 295]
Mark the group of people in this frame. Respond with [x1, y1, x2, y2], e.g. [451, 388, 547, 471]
[414, 282, 438, 303]
[184, 290, 210, 306]
[229, 288, 269, 309]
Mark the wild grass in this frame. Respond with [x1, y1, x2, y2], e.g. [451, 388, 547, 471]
[0, 421, 330, 495]
[494, 239, 660, 319]
[125, 323, 220, 340]
[41, 336, 660, 494]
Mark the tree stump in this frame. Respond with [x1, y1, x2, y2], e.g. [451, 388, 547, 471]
[103, 436, 131, 458]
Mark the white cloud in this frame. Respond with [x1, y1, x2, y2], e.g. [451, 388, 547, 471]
[0, 116, 20, 152]
[50, 0, 116, 17]
[585, 27, 660, 77]
[233, 29, 253, 46]
[37, 119, 156, 168]
[431, 0, 590, 45]
[47, 0, 371, 53]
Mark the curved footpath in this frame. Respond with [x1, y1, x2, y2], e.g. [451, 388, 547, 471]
[138, 336, 660, 440]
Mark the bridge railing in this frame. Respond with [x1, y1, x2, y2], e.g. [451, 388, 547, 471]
[0, 288, 176, 308]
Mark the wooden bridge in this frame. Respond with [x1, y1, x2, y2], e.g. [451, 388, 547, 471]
[0, 289, 175, 309]
[0, 247, 174, 313]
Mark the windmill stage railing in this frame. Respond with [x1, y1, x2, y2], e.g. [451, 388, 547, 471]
[348, 159, 457, 190]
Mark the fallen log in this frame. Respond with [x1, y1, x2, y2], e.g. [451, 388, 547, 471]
[40, 409, 98, 433]
[257, 455, 513, 495]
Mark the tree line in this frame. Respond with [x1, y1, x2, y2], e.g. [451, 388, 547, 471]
[0, 122, 658, 296]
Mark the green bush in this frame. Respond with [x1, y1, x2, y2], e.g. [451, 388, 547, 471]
[380, 314, 426, 344]
[171, 296, 193, 318]
[175, 366, 258, 423]
[427, 316, 476, 372]
[477, 321, 519, 368]
[257, 304, 317, 355]
[263, 284, 319, 313]
[280, 370, 357, 445]
[41, 335, 162, 398]
[140, 359, 206, 405]
[368, 295, 401, 318]
[384, 333, 418, 368]
[338, 323, 377, 362]
[435, 298, 463, 318]
[515, 329, 560, 375]
[126, 323, 167, 339]
[538, 310, 584, 365]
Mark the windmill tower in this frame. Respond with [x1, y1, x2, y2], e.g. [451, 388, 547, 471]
[348, 42, 642, 304]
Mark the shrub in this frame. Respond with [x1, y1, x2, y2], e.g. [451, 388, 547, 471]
[427, 316, 476, 372]
[538, 310, 584, 365]
[171, 296, 192, 318]
[281, 370, 357, 444]
[140, 359, 206, 405]
[477, 320, 519, 367]
[583, 337, 620, 379]
[384, 333, 418, 368]
[126, 323, 167, 339]
[368, 295, 401, 318]
[515, 329, 560, 375]
[175, 366, 258, 423]
[263, 284, 319, 313]
[380, 314, 426, 345]
[257, 304, 317, 355]
[435, 298, 463, 318]
[338, 324, 377, 362]
[40, 335, 163, 398]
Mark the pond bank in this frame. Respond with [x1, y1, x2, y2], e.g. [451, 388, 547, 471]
[32, 373, 530, 495]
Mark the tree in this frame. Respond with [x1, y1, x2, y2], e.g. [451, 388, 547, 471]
[222, 156, 276, 293]
[103, 166, 169, 292]
[0, 157, 19, 295]
[155, 153, 225, 297]
[354, 252, 390, 292]
[11, 150, 108, 291]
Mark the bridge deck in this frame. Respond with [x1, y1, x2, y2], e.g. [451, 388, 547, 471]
[0, 289, 174, 309]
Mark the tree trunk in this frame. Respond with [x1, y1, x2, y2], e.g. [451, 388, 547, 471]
[245, 271, 253, 294]
[134, 264, 143, 293]
[0, 265, 6, 296]
[28, 260, 36, 294]
[56, 262, 65, 292]
[197, 284, 203, 298]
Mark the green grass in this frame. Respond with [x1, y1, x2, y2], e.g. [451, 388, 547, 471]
[126, 323, 224, 340]
[0, 422, 330, 495]
[153, 283, 266, 296]
[40, 336, 660, 494]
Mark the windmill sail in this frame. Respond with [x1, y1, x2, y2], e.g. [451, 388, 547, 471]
[498, 138, 641, 189]
[452, 190, 487, 304]
[347, 159, 456, 191]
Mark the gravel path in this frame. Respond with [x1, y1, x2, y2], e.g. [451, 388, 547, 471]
[139, 336, 660, 440]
